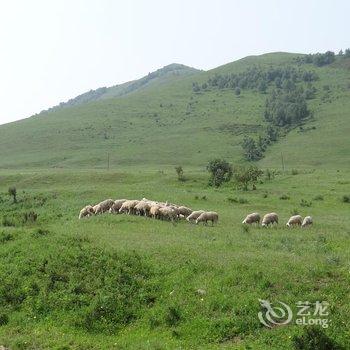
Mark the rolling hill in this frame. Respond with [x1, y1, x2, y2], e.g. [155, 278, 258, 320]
[0, 52, 349, 170]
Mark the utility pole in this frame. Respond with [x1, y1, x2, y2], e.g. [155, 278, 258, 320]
[281, 152, 285, 173]
[107, 152, 110, 171]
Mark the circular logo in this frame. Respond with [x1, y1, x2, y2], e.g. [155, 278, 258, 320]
[258, 299, 293, 328]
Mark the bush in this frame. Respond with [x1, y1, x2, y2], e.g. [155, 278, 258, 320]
[280, 194, 290, 200]
[313, 195, 324, 201]
[300, 199, 312, 207]
[233, 165, 263, 191]
[291, 169, 299, 175]
[32, 228, 49, 238]
[207, 159, 232, 187]
[342, 195, 350, 203]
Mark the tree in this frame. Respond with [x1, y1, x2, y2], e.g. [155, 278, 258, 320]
[345, 48, 350, 57]
[233, 166, 263, 191]
[242, 136, 263, 161]
[192, 82, 200, 92]
[206, 159, 232, 187]
[338, 49, 344, 56]
[175, 166, 184, 181]
[234, 87, 241, 96]
[8, 186, 17, 203]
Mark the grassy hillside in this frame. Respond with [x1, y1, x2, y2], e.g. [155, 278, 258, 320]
[0, 168, 349, 349]
[0, 52, 349, 170]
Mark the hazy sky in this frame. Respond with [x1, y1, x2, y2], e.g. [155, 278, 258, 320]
[0, 0, 348, 125]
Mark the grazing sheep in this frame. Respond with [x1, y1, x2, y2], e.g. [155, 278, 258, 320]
[195, 211, 219, 226]
[159, 207, 178, 221]
[134, 201, 151, 216]
[286, 215, 303, 227]
[302, 216, 313, 227]
[186, 210, 204, 222]
[261, 212, 279, 227]
[242, 212, 260, 225]
[93, 199, 115, 215]
[119, 200, 140, 215]
[109, 199, 127, 213]
[78, 205, 94, 219]
[149, 205, 161, 219]
[177, 206, 192, 218]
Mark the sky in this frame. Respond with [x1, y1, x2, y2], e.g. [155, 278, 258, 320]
[0, 0, 349, 125]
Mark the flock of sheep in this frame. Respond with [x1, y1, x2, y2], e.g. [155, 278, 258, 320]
[78, 198, 218, 225]
[242, 212, 313, 228]
[79, 198, 313, 228]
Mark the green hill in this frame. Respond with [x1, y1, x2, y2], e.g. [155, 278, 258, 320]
[0, 52, 349, 170]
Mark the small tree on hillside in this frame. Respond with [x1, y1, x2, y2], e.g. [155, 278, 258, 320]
[242, 136, 263, 161]
[234, 87, 241, 96]
[207, 159, 232, 187]
[175, 166, 184, 181]
[8, 186, 17, 203]
[233, 166, 263, 191]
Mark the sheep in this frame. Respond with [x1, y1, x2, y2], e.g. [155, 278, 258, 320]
[286, 215, 303, 227]
[134, 201, 151, 216]
[119, 200, 140, 215]
[195, 211, 219, 226]
[158, 207, 178, 221]
[186, 210, 204, 222]
[149, 205, 161, 219]
[261, 212, 279, 227]
[177, 206, 192, 218]
[78, 205, 94, 219]
[302, 216, 313, 228]
[93, 199, 115, 215]
[109, 199, 127, 214]
[242, 212, 260, 225]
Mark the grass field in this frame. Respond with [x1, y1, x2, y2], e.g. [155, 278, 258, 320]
[0, 167, 349, 349]
[0, 51, 350, 349]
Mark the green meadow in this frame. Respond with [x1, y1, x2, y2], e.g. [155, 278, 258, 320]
[0, 52, 350, 349]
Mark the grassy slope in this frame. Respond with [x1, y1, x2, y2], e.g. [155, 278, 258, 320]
[0, 52, 349, 170]
[0, 169, 349, 349]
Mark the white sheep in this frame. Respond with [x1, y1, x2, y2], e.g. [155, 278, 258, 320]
[119, 200, 140, 215]
[302, 216, 313, 227]
[93, 199, 115, 215]
[177, 206, 192, 218]
[159, 207, 178, 221]
[78, 205, 94, 219]
[286, 215, 303, 227]
[149, 205, 161, 219]
[109, 199, 127, 214]
[134, 201, 151, 216]
[195, 211, 219, 226]
[186, 210, 204, 222]
[261, 212, 279, 227]
[242, 212, 260, 225]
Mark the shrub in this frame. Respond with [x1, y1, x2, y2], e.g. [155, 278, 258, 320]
[207, 159, 232, 187]
[32, 228, 49, 238]
[8, 186, 17, 203]
[291, 208, 299, 215]
[233, 165, 263, 191]
[279, 194, 290, 200]
[300, 199, 312, 207]
[313, 195, 324, 201]
[291, 169, 299, 175]
[341, 195, 350, 203]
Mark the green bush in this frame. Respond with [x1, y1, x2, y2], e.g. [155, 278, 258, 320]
[342, 195, 350, 203]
